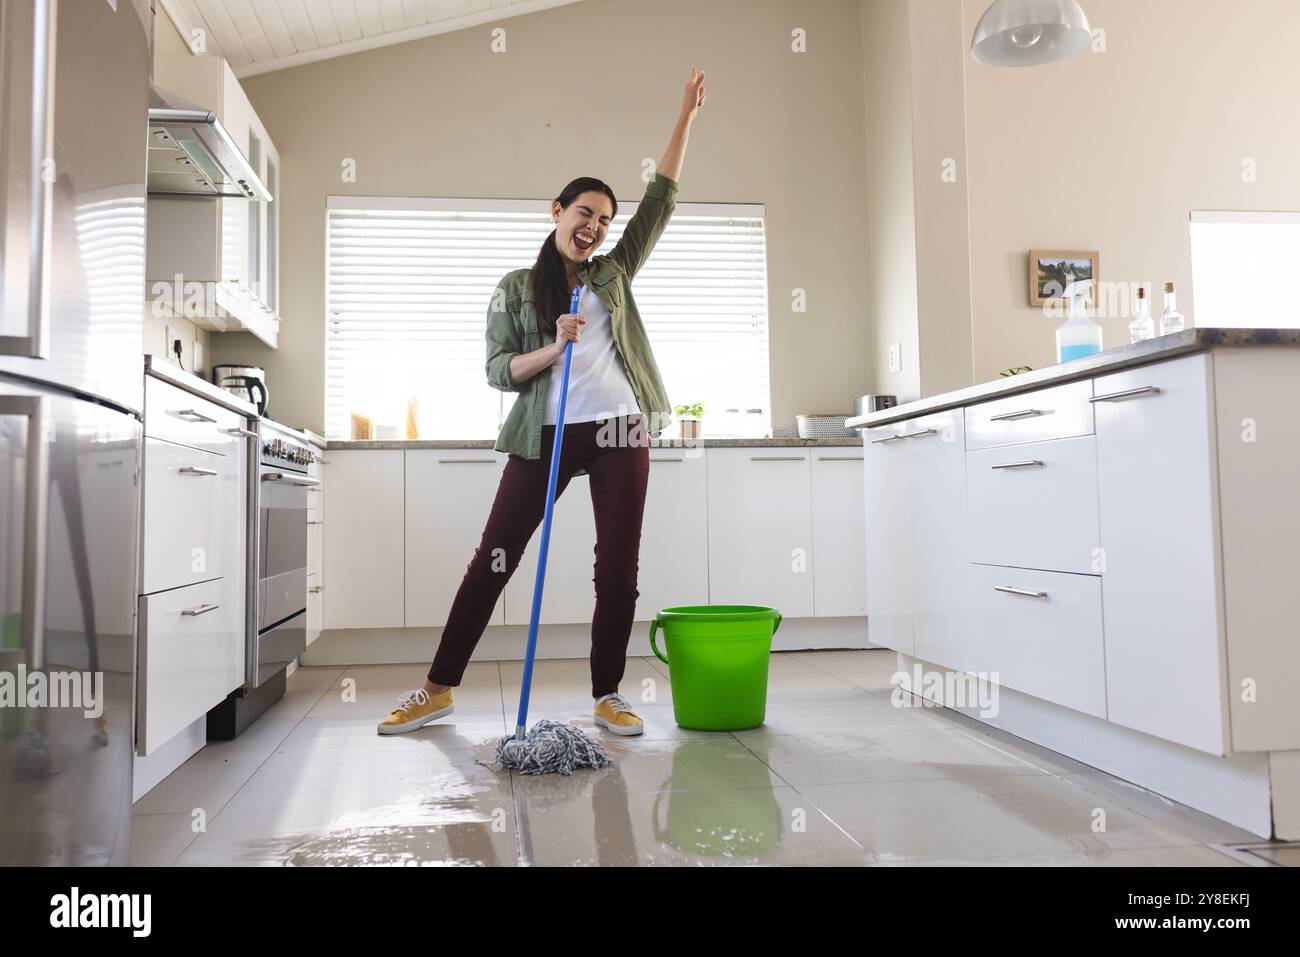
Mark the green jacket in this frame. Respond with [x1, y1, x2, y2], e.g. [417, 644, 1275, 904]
[485, 173, 678, 460]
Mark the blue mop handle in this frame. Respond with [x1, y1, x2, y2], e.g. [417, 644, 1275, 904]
[514, 284, 582, 739]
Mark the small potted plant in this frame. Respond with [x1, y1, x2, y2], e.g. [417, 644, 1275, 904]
[674, 402, 704, 439]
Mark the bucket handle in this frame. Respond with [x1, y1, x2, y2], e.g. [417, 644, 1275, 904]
[649, 616, 668, 665]
[651, 610, 781, 662]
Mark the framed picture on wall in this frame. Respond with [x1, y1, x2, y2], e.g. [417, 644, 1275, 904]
[1029, 249, 1099, 305]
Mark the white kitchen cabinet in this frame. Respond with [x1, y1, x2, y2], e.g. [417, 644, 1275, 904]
[965, 379, 1094, 450]
[634, 450, 710, 620]
[1094, 354, 1226, 755]
[306, 442, 324, 646]
[909, 410, 968, 665]
[306, 573, 323, 646]
[862, 423, 914, 653]
[502, 473, 598, 625]
[148, 56, 280, 346]
[143, 375, 246, 454]
[140, 437, 239, 594]
[323, 450, 405, 629]
[264, 145, 280, 315]
[811, 450, 867, 617]
[137, 575, 243, 755]
[706, 448, 814, 617]
[966, 435, 1100, 575]
[405, 451, 507, 628]
[137, 379, 249, 756]
[862, 411, 965, 656]
[967, 564, 1107, 718]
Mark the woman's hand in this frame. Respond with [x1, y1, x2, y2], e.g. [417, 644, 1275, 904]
[680, 66, 706, 123]
[555, 312, 585, 348]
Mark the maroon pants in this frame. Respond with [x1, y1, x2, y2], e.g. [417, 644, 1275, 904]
[428, 415, 650, 698]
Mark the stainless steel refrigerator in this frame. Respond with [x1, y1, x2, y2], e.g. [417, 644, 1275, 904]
[0, 0, 150, 865]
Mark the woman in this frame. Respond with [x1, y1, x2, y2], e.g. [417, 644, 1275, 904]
[379, 67, 706, 738]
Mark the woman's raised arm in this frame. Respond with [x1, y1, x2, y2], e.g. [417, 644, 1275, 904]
[657, 66, 706, 182]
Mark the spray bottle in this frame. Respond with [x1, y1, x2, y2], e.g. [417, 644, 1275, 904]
[1055, 278, 1103, 362]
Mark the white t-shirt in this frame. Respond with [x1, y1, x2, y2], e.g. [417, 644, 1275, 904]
[542, 285, 642, 425]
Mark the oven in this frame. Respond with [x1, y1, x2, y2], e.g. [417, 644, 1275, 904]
[209, 418, 318, 737]
[250, 422, 317, 688]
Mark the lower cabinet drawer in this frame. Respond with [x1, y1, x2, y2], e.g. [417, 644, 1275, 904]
[144, 375, 246, 455]
[142, 437, 240, 594]
[966, 435, 1100, 574]
[137, 577, 243, 755]
[963, 564, 1107, 718]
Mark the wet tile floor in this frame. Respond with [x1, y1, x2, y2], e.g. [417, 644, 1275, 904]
[129, 650, 1282, 866]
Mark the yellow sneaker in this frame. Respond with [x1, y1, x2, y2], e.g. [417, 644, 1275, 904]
[593, 692, 644, 736]
[377, 687, 454, 735]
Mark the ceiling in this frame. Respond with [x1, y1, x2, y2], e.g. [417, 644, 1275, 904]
[159, 0, 584, 77]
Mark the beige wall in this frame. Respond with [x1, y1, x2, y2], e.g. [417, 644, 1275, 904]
[961, 0, 1300, 381]
[908, 0, 973, 396]
[861, 0, 975, 403]
[861, 0, 919, 400]
[208, 0, 873, 435]
[146, 4, 211, 376]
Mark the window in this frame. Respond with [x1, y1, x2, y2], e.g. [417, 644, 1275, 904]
[325, 196, 769, 439]
[1190, 211, 1300, 329]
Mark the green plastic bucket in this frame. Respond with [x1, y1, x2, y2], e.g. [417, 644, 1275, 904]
[649, 605, 781, 731]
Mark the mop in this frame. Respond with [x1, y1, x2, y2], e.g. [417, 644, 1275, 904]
[486, 285, 613, 776]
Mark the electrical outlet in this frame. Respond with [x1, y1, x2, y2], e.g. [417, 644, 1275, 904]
[193, 337, 204, 375]
[888, 342, 902, 374]
[164, 324, 179, 360]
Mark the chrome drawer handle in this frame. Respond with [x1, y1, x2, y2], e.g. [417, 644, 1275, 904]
[308, 586, 324, 594]
[988, 408, 1043, 422]
[994, 586, 1048, 599]
[1089, 386, 1161, 403]
[990, 460, 1044, 470]
[870, 433, 903, 445]
[437, 458, 497, 464]
[223, 427, 257, 438]
[650, 458, 684, 464]
[174, 408, 217, 424]
[181, 602, 220, 617]
[750, 456, 804, 461]
[818, 455, 863, 462]
[179, 465, 218, 477]
[900, 428, 937, 440]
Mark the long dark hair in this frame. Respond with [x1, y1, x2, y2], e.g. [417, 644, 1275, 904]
[531, 177, 618, 336]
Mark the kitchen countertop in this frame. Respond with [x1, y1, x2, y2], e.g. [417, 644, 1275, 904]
[324, 436, 863, 450]
[144, 354, 259, 418]
[846, 328, 1300, 429]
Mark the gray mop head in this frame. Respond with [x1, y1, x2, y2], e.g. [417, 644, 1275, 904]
[484, 719, 612, 775]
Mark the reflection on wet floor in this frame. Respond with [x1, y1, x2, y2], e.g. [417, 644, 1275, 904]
[130, 651, 1273, 867]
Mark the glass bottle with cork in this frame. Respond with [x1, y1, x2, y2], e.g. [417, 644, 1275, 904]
[1160, 282, 1186, 335]
[1129, 286, 1155, 343]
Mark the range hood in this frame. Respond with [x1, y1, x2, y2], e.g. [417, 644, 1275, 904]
[147, 85, 270, 200]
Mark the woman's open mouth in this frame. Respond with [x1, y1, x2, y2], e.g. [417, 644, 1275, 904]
[572, 231, 595, 253]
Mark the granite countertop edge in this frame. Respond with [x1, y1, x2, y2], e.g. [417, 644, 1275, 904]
[846, 329, 1300, 430]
